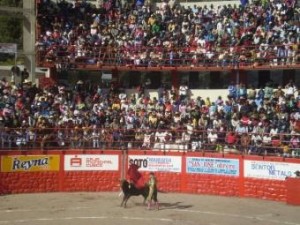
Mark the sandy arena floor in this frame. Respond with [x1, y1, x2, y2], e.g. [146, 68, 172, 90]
[0, 192, 300, 225]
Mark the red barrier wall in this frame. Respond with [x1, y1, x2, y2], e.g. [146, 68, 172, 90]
[0, 150, 122, 194]
[62, 150, 122, 192]
[286, 177, 300, 205]
[1, 150, 299, 203]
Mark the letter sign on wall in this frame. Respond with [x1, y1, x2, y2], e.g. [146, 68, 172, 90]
[1, 155, 60, 172]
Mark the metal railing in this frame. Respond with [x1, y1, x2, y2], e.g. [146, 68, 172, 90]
[36, 44, 300, 70]
[1, 127, 299, 158]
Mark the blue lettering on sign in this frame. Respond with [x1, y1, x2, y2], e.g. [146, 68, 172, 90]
[268, 165, 276, 175]
[251, 163, 274, 170]
[251, 163, 293, 178]
[148, 158, 171, 164]
[187, 158, 239, 176]
[268, 166, 292, 177]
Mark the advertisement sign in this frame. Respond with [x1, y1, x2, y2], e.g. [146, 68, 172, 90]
[0, 43, 17, 53]
[244, 160, 300, 180]
[186, 157, 239, 176]
[1, 155, 60, 172]
[64, 155, 119, 171]
[128, 155, 182, 172]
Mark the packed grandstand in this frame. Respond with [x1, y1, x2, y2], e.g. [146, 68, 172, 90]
[0, 0, 299, 157]
[36, 0, 300, 69]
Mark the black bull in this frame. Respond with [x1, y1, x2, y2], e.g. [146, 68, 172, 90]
[120, 179, 149, 208]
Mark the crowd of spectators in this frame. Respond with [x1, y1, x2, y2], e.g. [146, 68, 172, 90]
[1, 0, 300, 156]
[36, 0, 300, 68]
[0, 73, 300, 158]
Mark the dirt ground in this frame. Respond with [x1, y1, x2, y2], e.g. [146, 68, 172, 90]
[0, 192, 300, 225]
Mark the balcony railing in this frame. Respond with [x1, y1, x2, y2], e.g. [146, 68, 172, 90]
[1, 127, 299, 158]
[36, 44, 300, 70]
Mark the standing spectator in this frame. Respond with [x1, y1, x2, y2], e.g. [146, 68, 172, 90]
[91, 125, 101, 148]
[273, 86, 285, 102]
[207, 129, 218, 150]
[264, 82, 273, 100]
[249, 134, 263, 155]
[240, 133, 251, 154]
[227, 82, 237, 99]
[289, 134, 300, 157]
[190, 131, 202, 151]
[26, 126, 37, 149]
[257, 88, 265, 101]
[238, 83, 247, 99]
[157, 84, 167, 102]
[225, 129, 237, 149]
[142, 129, 154, 149]
[179, 82, 189, 102]
[262, 132, 272, 155]
[134, 129, 144, 148]
[235, 121, 248, 136]
[247, 85, 256, 101]
[82, 126, 91, 148]
[285, 80, 297, 99]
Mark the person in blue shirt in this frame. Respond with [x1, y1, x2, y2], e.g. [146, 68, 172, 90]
[257, 88, 265, 100]
[255, 96, 263, 108]
[228, 82, 237, 99]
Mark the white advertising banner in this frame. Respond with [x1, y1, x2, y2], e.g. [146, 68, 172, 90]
[128, 155, 182, 172]
[244, 160, 300, 180]
[0, 43, 17, 53]
[64, 155, 119, 171]
[186, 157, 239, 176]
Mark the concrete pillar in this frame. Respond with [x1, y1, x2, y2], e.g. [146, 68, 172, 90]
[23, 0, 36, 83]
[171, 70, 179, 89]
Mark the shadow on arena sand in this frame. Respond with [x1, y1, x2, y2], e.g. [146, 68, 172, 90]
[0, 192, 300, 225]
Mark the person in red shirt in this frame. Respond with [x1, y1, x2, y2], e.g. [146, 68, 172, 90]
[127, 161, 144, 189]
[225, 130, 237, 148]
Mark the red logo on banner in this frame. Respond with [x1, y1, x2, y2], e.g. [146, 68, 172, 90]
[70, 155, 82, 167]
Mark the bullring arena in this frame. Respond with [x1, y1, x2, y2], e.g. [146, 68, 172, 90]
[1, 0, 300, 224]
[1, 192, 300, 225]
[1, 150, 300, 225]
